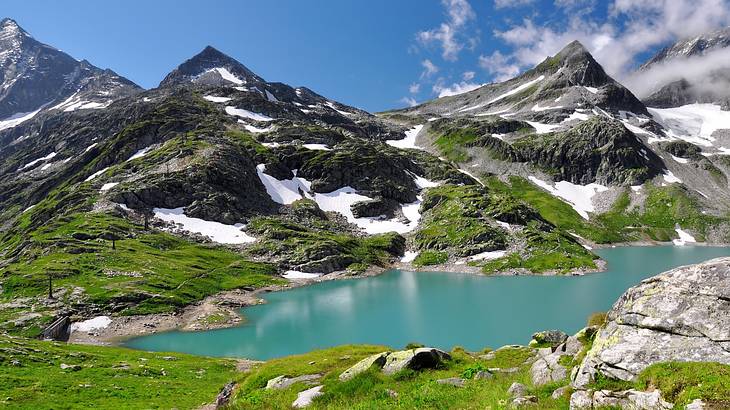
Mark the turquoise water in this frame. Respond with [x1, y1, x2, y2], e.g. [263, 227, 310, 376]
[124, 246, 730, 360]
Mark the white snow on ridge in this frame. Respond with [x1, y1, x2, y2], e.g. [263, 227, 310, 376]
[526, 121, 560, 134]
[244, 123, 273, 134]
[100, 182, 118, 192]
[84, 167, 110, 182]
[648, 104, 730, 149]
[584, 86, 599, 94]
[225, 106, 274, 122]
[209, 67, 244, 85]
[128, 146, 154, 161]
[70, 316, 112, 333]
[488, 75, 545, 105]
[528, 176, 608, 220]
[0, 107, 43, 131]
[256, 164, 310, 205]
[386, 124, 425, 150]
[19, 152, 57, 171]
[203, 95, 232, 103]
[663, 171, 682, 184]
[265, 90, 279, 102]
[469, 250, 506, 261]
[153, 207, 255, 244]
[671, 155, 689, 164]
[531, 103, 564, 112]
[401, 251, 418, 263]
[673, 226, 697, 246]
[302, 143, 331, 151]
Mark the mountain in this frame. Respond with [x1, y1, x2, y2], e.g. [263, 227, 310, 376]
[640, 27, 730, 108]
[0, 18, 140, 124]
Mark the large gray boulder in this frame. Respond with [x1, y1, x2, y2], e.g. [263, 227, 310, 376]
[569, 389, 673, 409]
[381, 348, 451, 375]
[573, 258, 730, 388]
[338, 353, 388, 381]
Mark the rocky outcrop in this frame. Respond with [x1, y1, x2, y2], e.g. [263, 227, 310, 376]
[338, 352, 388, 381]
[573, 257, 730, 388]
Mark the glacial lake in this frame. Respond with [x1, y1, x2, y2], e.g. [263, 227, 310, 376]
[124, 245, 730, 360]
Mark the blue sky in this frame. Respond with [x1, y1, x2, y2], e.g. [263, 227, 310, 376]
[5, 1, 730, 112]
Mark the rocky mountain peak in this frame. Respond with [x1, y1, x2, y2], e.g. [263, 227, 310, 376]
[641, 26, 730, 69]
[159, 45, 265, 88]
[0, 18, 28, 38]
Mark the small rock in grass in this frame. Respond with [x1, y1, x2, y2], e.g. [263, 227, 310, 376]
[508, 382, 528, 398]
[511, 396, 537, 407]
[292, 385, 323, 408]
[551, 386, 570, 399]
[474, 370, 493, 380]
[386, 389, 398, 398]
[436, 377, 466, 387]
[60, 363, 81, 371]
[266, 374, 322, 390]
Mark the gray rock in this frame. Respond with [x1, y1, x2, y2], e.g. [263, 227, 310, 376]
[508, 382, 528, 398]
[531, 348, 569, 386]
[386, 389, 398, 398]
[531, 330, 569, 347]
[511, 396, 537, 407]
[685, 398, 706, 409]
[60, 363, 81, 371]
[292, 385, 323, 408]
[573, 258, 730, 388]
[266, 374, 322, 390]
[551, 386, 570, 400]
[593, 389, 673, 409]
[436, 377, 465, 387]
[339, 353, 388, 381]
[569, 390, 593, 409]
[214, 382, 237, 408]
[381, 348, 451, 375]
[474, 370, 494, 380]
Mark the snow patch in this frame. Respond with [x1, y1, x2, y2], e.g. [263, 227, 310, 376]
[153, 207, 255, 244]
[649, 104, 730, 148]
[209, 67, 244, 85]
[584, 86, 599, 94]
[663, 171, 682, 184]
[256, 164, 310, 205]
[265, 89, 278, 102]
[488, 75, 545, 104]
[225, 106, 274, 122]
[468, 250, 506, 261]
[283, 270, 321, 279]
[526, 121, 560, 134]
[401, 251, 418, 263]
[203, 95, 232, 103]
[671, 155, 689, 164]
[128, 146, 154, 161]
[84, 167, 109, 182]
[673, 227, 697, 246]
[528, 176, 608, 220]
[19, 152, 57, 171]
[100, 182, 118, 192]
[302, 143, 331, 151]
[70, 316, 112, 333]
[386, 124, 425, 150]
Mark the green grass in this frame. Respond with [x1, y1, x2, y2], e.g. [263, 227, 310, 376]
[432, 128, 480, 162]
[636, 362, 730, 407]
[412, 251, 448, 266]
[0, 334, 238, 409]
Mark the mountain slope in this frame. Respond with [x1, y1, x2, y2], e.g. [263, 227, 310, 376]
[0, 18, 141, 127]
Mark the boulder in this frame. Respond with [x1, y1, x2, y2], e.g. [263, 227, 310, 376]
[474, 370, 494, 380]
[381, 348, 451, 375]
[266, 374, 321, 390]
[569, 389, 673, 409]
[292, 385, 323, 408]
[551, 386, 570, 400]
[339, 353, 388, 381]
[508, 382, 528, 398]
[530, 330, 568, 347]
[685, 399, 706, 409]
[436, 377, 465, 387]
[573, 258, 730, 388]
[214, 382, 237, 408]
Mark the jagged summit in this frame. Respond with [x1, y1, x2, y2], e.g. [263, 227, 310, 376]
[159, 45, 265, 88]
[641, 26, 730, 69]
[397, 40, 647, 118]
[0, 18, 141, 120]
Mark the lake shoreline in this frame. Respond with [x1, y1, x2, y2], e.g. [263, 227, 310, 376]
[68, 241, 720, 348]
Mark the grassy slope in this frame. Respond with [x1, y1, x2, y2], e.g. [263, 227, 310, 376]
[486, 176, 728, 244]
[0, 334, 237, 409]
[0, 211, 282, 337]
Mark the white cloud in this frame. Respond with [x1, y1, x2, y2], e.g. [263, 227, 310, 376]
[479, 50, 522, 81]
[417, 0, 476, 61]
[409, 83, 421, 94]
[433, 80, 484, 97]
[488, 0, 730, 87]
[462, 71, 475, 81]
[420, 59, 440, 79]
[494, 0, 534, 8]
[400, 96, 419, 107]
